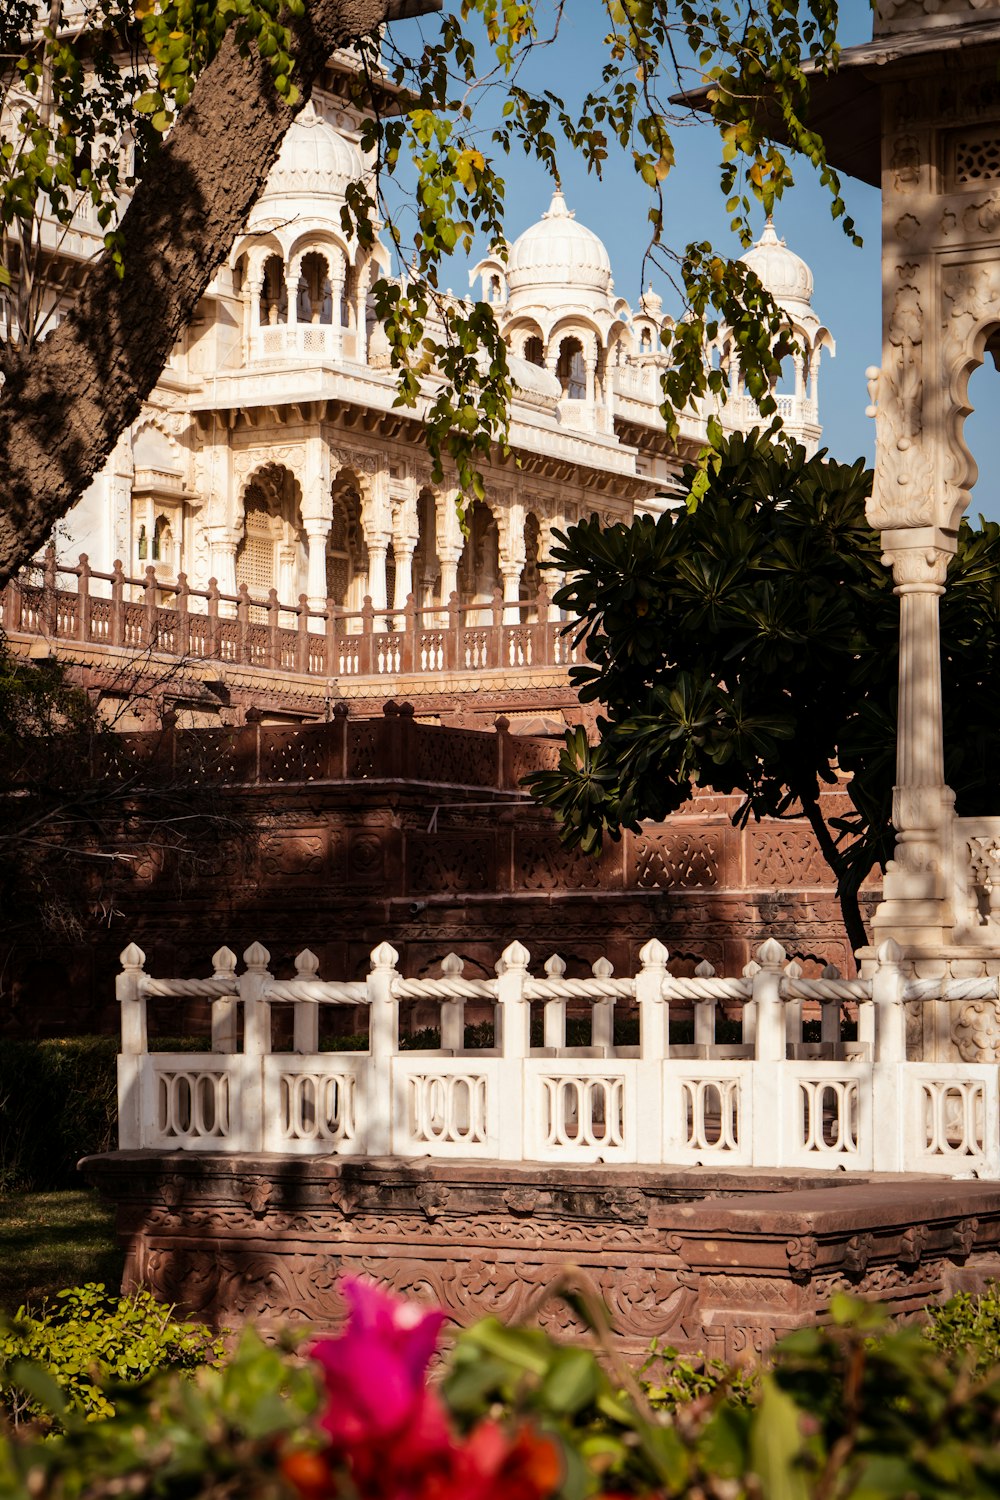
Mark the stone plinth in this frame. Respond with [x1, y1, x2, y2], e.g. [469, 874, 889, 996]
[83, 1153, 1000, 1364]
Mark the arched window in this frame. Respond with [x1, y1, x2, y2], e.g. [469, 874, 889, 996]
[556, 337, 585, 398]
[300, 251, 333, 324]
[489, 274, 503, 305]
[260, 254, 287, 325]
[326, 479, 369, 613]
[524, 335, 544, 367]
[962, 346, 1000, 522]
[639, 326, 653, 353]
[152, 514, 173, 565]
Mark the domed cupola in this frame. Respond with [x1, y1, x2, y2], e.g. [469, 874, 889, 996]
[258, 101, 365, 205]
[740, 219, 814, 317]
[506, 188, 614, 312]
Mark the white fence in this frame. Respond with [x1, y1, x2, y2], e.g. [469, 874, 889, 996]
[115, 936, 1000, 1177]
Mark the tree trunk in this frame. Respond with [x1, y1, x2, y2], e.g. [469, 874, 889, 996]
[799, 796, 872, 968]
[0, 0, 397, 586]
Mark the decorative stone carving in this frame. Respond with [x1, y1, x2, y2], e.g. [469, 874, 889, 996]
[953, 1000, 1000, 1060]
[869, 264, 936, 530]
[785, 1236, 819, 1278]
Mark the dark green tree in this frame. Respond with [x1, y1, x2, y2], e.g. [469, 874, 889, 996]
[527, 432, 1000, 960]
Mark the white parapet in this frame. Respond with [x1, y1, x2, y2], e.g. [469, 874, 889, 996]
[115, 937, 1000, 1177]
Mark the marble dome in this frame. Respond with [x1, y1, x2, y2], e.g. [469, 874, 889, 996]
[740, 219, 814, 314]
[506, 189, 614, 309]
[259, 103, 365, 204]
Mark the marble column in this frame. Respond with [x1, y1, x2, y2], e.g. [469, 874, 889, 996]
[872, 544, 954, 946]
[500, 562, 523, 626]
[365, 534, 389, 612]
[392, 537, 416, 628]
[305, 523, 331, 614]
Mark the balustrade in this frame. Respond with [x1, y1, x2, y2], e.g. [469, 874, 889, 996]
[113, 935, 1000, 1176]
[2, 548, 574, 685]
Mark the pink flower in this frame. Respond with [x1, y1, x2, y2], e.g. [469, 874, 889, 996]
[303, 1278, 562, 1500]
[311, 1276, 448, 1450]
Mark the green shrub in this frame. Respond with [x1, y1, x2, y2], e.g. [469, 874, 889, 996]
[0, 1283, 224, 1428]
[0, 1039, 118, 1195]
[925, 1280, 1000, 1376]
[0, 1037, 213, 1194]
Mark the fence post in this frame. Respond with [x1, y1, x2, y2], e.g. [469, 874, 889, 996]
[295, 594, 309, 672]
[535, 581, 552, 664]
[236, 584, 251, 664]
[820, 963, 842, 1052]
[176, 571, 191, 659]
[542, 954, 567, 1051]
[42, 543, 57, 634]
[360, 596, 375, 675]
[495, 714, 511, 790]
[872, 939, 906, 1064]
[439, 953, 466, 1053]
[401, 592, 417, 674]
[77, 554, 91, 642]
[324, 599, 337, 677]
[207, 577, 220, 660]
[490, 585, 504, 670]
[267, 589, 281, 669]
[367, 941, 400, 1156]
[751, 938, 786, 1167]
[143, 566, 158, 648]
[636, 938, 669, 1165]
[871, 938, 907, 1172]
[210, 947, 239, 1053]
[447, 591, 462, 671]
[293, 949, 321, 1053]
[110, 560, 125, 646]
[239, 942, 271, 1152]
[496, 940, 530, 1159]
[329, 702, 349, 779]
[117, 943, 148, 1150]
[1, 574, 19, 633]
[693, 960, 717, 1052]
[592, 957, 615, 1056]
[783, 959, 804, 1052]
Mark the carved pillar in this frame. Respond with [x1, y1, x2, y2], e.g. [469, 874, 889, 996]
[438, 544, 462, 612]
[209, 528, 239, 601]
[499, 563, 522, 625]
[330, 250, 346, 359]
[539, 516, 565, 620]
[873, 545, 955, 945]
[305, 524, 331, 613]
[584, 356, 596, 405]
[301, 434, 333, 615]
[365, 533, 389, 612]
[287, 254, 303, 329]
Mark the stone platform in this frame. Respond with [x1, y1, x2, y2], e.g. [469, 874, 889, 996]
[83, 1153, 1000, 1363]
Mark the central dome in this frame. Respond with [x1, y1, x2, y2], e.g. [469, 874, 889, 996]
[506, 189, 614, 308]
[259, 102, 365, 205]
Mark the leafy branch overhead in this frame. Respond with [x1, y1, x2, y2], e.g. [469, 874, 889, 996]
[526, 432, 1000, 957]
[1, 2, 858, 578]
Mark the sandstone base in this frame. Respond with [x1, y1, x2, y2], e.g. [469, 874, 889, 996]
[82, 1153, 1000, 1363]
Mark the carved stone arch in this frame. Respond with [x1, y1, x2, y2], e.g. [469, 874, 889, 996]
[131, 412, 187, 474]
[328, 467, 369, 611]
[508, 319, 545, 363]
[235, 461, 305, 600]
[943, 306, 1000, 532]
[458, 498, 500, 611]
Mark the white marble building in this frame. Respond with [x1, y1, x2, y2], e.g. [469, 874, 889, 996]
[53, 87, 832, 631]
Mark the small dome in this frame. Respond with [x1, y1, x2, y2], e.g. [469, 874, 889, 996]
[740, 219, 813, 313]
[506, 189, 613, 308]
[259, 102, 365, 204]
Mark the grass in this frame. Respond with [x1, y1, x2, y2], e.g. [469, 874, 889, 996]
[0, 1189, 122, 1314]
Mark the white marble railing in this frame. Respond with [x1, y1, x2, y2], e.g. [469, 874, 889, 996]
[115, 936, 1000, 1176]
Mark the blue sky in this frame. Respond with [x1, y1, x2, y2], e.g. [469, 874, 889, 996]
[389, 2, 1000, 524]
